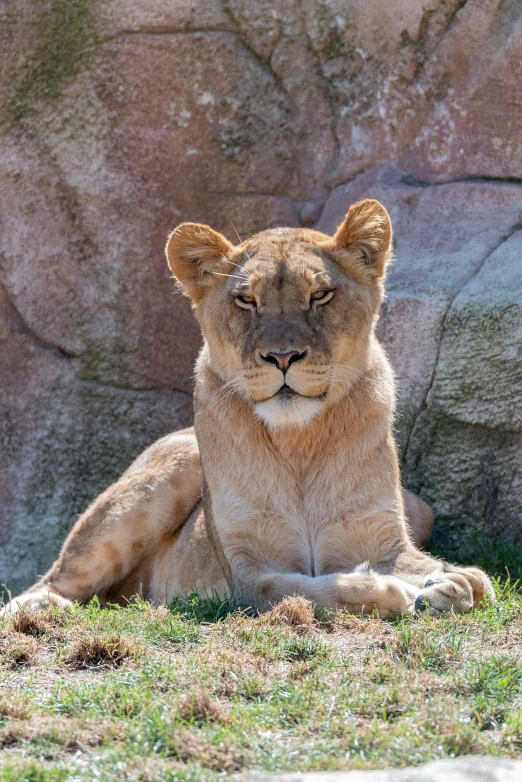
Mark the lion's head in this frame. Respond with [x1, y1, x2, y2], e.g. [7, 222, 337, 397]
[166, 199, 392, 428]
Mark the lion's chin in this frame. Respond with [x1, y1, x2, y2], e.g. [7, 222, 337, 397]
[254, 395, 324, 429]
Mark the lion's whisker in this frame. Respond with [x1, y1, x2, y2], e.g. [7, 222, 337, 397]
[230, 221, 254, 264]
[222, 259, 247, 271]
[211, 272, 251, 282]
[208, 376, 247, 415]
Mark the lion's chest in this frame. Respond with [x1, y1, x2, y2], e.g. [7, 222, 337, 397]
[223, 479, 360, 577]
[273, 495, 360, 576]
[209, 428, 376, 577]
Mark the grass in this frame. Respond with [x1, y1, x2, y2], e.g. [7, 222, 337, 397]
[0, 575, 521, 779]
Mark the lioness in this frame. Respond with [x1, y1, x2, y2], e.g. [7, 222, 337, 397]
[3, 199, 494, 617]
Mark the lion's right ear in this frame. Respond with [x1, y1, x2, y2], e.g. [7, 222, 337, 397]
[165, 223, 235, 303]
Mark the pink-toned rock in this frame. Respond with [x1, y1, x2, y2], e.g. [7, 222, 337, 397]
[97, 0, 232, 37]
[399, 0, 522, 181]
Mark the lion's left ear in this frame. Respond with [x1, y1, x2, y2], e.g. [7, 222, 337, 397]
[329, 199, 392, 279]
[166, 222, 235, 303]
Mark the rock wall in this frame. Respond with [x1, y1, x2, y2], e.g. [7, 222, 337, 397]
[1, 0, 521, 590]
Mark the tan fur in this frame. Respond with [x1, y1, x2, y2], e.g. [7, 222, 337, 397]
[2, 200, 493, 618]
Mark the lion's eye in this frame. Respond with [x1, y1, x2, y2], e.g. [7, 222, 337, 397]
[235, 294, 256, 310]
[310, 289, 334, 305]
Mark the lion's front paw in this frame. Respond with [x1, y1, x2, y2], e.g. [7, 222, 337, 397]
[378, 577, 420, 618]
[413, 574, 474, 615]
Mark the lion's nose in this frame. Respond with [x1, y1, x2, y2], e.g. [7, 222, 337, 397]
[261, 350, 307, 373]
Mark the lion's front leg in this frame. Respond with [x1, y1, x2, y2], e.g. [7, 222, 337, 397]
[232, 564, 418, 618]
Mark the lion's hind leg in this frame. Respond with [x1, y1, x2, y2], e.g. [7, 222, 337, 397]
[2, 585, 73, 616]
[403, 489, 434, 548]
[1, 429, 202, 616]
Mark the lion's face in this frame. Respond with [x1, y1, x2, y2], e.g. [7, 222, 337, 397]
[193, 229, 382, 428]
[166, 199, 392, 428]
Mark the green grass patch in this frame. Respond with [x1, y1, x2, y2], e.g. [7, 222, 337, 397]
[169, 590, 244, 624]
[0, 584, 521, 778]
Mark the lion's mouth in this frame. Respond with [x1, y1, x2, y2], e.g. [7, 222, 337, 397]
[275, 384, 296, 397]
[273, 384, 327, 401]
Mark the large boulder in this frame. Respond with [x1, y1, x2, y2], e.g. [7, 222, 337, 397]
[0, 0, 521, 589]
[405, 230, 522, 543]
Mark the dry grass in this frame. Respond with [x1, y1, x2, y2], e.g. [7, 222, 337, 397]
[0, 723, 26, 749]
[64, 635, 132, 669]
[328, 614, 399, 653]
[263, 596, 316, 633]
[8, 608, 65, 639]
[9, 609, 49, 637]
[0, 631, 38, 668]
[174, 730, 243, 772]
[0, 716, 111, 751]
[0, 697, 32, 721]
[175, 690, 230, 725]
